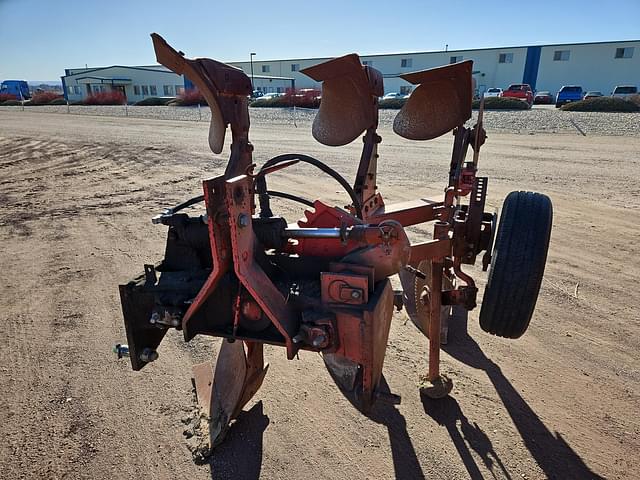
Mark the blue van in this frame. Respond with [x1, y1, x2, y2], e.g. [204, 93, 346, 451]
[0, 80, 31, 100]
[555, 85, 583, 107]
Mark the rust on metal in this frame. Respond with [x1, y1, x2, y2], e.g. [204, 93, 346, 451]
[301, 54, 382, 147]
[117, 33, 549, 451]
[394, 60, 473, 140]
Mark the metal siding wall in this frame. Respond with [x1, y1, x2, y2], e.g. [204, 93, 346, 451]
[522, 46, 542, 89]
[536, 42, 640, 95]
[61, 77, 68, 101]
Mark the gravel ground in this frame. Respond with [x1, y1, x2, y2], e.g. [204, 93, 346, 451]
[2, 111, 639, 479]
[1, 104, 639, 136]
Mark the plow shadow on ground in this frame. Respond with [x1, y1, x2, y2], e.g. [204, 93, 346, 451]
[429, 310, 605, 479]
[207, 401, 269, 480]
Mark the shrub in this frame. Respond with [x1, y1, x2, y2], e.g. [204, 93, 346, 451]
[628, 94, 640, 108]
[378, 98, 407, 109]
[2, 100, 21, 106]
[250, 89, 321, 109]
[48, 98, 67, 105]
[174, 89, 205, 106]
[472, 97, 530, 110]
[83, 91, 126, 105]
[134, 96, 172, 106]
[0, 93, 17, 102]
[30, 91, 63, 105]
[561, 97, 639, 112]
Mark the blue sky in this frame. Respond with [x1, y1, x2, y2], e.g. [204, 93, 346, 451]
[1, 0, 639, 81]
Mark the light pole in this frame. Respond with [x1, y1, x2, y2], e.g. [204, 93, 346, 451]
[250, 52, 256, 95]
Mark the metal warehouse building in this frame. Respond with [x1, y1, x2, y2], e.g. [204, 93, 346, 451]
[61, 65, 293, 103]
[229, 39, 639, 97]
[62, 39, 638, 102]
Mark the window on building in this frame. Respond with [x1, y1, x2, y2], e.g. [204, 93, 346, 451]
[400, 86, 412, 95]
[400, 58, 412, 68]
[134, 85, 140, 95]
[163, 85, 174, 96]
[150, 85, 157, 95]
[291, 64, 300, 72]
[142, 85, 149, 95]
[450, 55, 463, 64]
[553, 50, 570, 61]
[615, 47, 634, 59]
[362, 60, 373, 66]
[74, 86, 81, 95]
[67, 86, 74, 95]
[176, 85, 184, 95]
[261, 65, 270, 73]
[498, 53, 513, 63]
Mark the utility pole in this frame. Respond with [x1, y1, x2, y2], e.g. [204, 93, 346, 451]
[250, 52, 256, 94]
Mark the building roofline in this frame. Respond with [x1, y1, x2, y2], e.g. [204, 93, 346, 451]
[229, 39, 640, 64]
[62, 39, 638, 78]
[251, 74, 295, 80]
[63, 65, 175, 78]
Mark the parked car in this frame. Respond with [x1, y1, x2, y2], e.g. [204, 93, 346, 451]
[611, 85, 638, 99]
[501, 84, 534, 106]
[555, 85, 583, 107]
[484, 87, 502, 98]
[533, 91, 553, 104]
[381, 92, 404, 100]
[259, 92, 285, 100]
[583, 91, 604, 100]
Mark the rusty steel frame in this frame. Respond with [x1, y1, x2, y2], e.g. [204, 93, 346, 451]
[121, 33, 495, 446]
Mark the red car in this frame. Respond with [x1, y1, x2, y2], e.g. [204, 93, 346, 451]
[501, 84, 534, 107]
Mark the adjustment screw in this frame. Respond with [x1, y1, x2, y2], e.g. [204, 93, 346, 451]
[351, 290, 361, 300]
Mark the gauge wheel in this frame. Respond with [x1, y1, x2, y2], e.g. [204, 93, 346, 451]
[479, 191, 553, 338]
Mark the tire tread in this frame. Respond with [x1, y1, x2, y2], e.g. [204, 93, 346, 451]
[479, 191, 552, 338]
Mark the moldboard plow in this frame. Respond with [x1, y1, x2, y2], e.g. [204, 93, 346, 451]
[118, 34, 553, 449]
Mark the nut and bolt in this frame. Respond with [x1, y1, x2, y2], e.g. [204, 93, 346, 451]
[113, 343, 129, 358]
[139, 348, 159, 363]
[350, 290, 362, 300]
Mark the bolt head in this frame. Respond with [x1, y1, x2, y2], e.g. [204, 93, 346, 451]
[238, 214, 250, 228]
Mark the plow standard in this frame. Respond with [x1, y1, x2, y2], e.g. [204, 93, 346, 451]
[118, 34, 552, 448]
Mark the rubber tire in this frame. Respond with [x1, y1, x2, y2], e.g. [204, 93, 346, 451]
[479, 191, 553, 338]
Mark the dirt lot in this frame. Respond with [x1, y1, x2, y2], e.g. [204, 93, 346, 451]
[1, 110, 638, 479]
